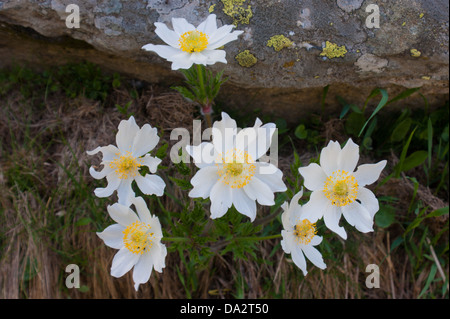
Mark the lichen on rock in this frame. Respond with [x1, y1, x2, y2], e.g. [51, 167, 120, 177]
[320, 41, 347, 59]
[267, 35, 293, 52]
[221, 0, 253, 26]
[235, 50, 257, 67]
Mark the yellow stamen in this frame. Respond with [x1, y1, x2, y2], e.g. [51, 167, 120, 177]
[216, 149, 256, 189]
[109, 151, 143, 179]
[179, 30, 209, 53]
[323, 170, 358, 206]
[123, 221, 154, 255]
[293, 219, 317, 245]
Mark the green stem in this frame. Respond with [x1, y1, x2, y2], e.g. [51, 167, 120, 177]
[196, 63, 205, 97]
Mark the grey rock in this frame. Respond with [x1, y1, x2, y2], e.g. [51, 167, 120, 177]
[0, 0, 448, 122]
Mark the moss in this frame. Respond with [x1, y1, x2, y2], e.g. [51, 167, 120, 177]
[221, 0, 253, 26]
[267, 35, 293, 52]
[235, 50, 257, 67]
[320, 41, 347, 59]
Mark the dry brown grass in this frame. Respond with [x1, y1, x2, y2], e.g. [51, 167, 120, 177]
[0, 83, 448, 299]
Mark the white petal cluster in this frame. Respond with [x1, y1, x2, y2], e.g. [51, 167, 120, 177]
[87, 116, 166, 207]
[281, 189, 327, 276]
[186, 112, 287, 221]
[299, 139, 387, 239]
[97, 197, 167, 291]
[142, 14, 243, 70]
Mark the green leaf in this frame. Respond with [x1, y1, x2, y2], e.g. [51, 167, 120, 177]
[358, 88, 389, 137]
[427, 117, 433, 170]
[425, 206, 449, 218]
[75, 217, 92, 226]
[171, 86, 196, 102]
[418, 264, 437, 298]
[387, 87, 420, 105]
[394, 126, 418, 178]
[294, 124, 308, 139]
[345, 112, 366, 136]
[375, 205, 396, 228]
[391, 118, 413, 142]
[401, 150, 428, 172]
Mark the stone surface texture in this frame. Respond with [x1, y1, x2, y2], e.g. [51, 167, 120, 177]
[0, 0, 448, 121]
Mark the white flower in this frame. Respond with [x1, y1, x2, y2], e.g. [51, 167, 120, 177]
[281, 189, 327, 276]
[142, 14, 243, 70]
[97, 197, 167, 291]
[186, 112, 287, 221]
[87, 116, 166, 207]
[298, 139, 387, 239]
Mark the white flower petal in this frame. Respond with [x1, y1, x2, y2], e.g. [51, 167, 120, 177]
[298, 163, 328, 191]
[243, 176, 275, 206]
[299, 190, 328, 222]
[254, 163, 287, 193]
[87, 145, 119, 162]
[320, 140, 341, 176]
[89, 165, 113, 180]
[202, 49, 227, 65]
[291, 246, 308, 276]
[342, 201, 374, 233]
[151, 243, 167, 273]
[357, 187, 380, 218]
[132, 251, 153, 291]
[232, 188, 257, 221]
[170, 55, 195, 70]
[197, 14, 217, 34]
[171, 17, 195, 36]
[323, 205, 347, 240]
[132, 124, 159, 158]
[281, 230, 294, 254]
[107, 202, 139, 227]
[116, 116, 140, 153]
[131, 196, 152, 224]
[302, 245, 327, 270]
[338, 138, 360, 172]
[135, 174, 166, 197]
[210, 179, 232, 219]
[189, 52, 208, 65]
[208, 30, 243, 50]
[142, 44, 181, 60]
[141, 155, 162, 174]
[188, 165, 219, 199]
[110, 247, 140, 278]
[153, 22, 180, 47]
[212, 112, 237, 154]
[117, 178, 135, 207]
[310, 235, 323, 246]
[93, 172, 121, 198]
[186, 142, 217, 168]
[97, 224, 125, 249]
[353, 160, 387, 187]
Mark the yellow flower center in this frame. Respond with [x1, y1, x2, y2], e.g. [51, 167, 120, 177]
[123, 221, 154, 255]
[179, 30, 209, 53]
[323, 170, 358, 206]
[293, 219, 317, 245]
[217, 149, 256, 189]
[109, 151, 143, 179]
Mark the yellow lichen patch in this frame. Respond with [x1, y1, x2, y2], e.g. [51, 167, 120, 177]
[421, 76, 431, 80]
[419, 13, 424, 19]
[235, 50, 257, 67]
[209, 4, 216, 13]
[410, 48, 421, 57]
[320, 41, 347, 59]
[267, 35, 293, 52]
[221, 0, 253, 26]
